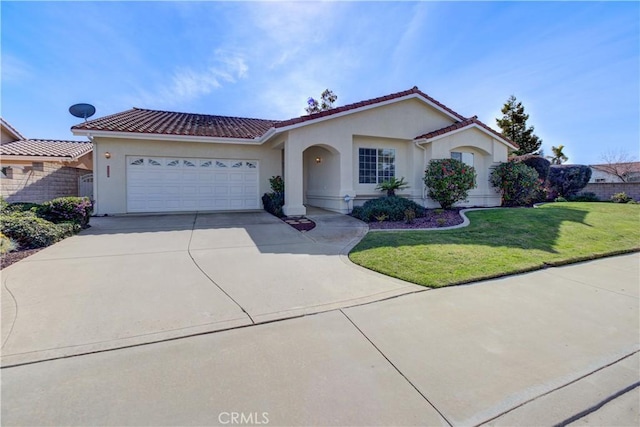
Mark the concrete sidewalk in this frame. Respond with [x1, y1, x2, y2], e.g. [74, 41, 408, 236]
[2, 253, 638, 426]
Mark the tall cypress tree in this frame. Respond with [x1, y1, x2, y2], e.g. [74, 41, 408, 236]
[496, 95, 542, 155]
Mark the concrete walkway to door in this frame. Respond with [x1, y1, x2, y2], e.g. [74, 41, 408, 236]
[1, 209, 421, 366]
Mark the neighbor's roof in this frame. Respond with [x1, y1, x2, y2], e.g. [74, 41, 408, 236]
[591, 162, 640, 173]
[275, 86, 466, 128]
[0, 117, 26, 141]
[415, 116, 518, 148]
[72, 108, 280, 140]
[0, 139, 93, 160]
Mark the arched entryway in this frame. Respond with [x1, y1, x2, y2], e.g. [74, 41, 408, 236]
[302, 144, 342, 212]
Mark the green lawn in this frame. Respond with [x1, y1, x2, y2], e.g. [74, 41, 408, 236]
[349, 202, 640, 288]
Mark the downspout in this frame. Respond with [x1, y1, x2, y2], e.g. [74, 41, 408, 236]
[415, 140, 428, 207]
[88, 134, 98, 215]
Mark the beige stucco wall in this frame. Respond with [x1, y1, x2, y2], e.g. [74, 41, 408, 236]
[278, 98, 456, 214]
[92, 137, 281, 215]
[421, 127, 509, 208]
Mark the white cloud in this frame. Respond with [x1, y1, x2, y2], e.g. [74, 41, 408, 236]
[129, 50, 249, 108]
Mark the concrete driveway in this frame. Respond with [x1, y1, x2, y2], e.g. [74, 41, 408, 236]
[1, 210, 420, 366]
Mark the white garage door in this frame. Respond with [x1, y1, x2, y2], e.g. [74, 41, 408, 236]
[126, 156, 259, 213]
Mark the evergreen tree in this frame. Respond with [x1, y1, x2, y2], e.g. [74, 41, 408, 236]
[496, 95, 542, 155]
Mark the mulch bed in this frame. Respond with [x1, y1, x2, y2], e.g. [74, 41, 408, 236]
[367, 209, 465, 230]
[282, 217, 316, 232]
[0, 248, 43, 270]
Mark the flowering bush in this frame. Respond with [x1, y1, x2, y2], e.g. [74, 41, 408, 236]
[490, 161, 541, 206]
[39, 197, 93, 227]
[423, 159, 476, 209]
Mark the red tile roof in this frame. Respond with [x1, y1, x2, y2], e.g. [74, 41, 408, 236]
[0, 139, 93, 159]
[72, 108, 279, 139]
[71, 87, 516, 149]
[415, 116, 518, 148]
[591, 162, 640, 173]
[275, 86, 466, 128]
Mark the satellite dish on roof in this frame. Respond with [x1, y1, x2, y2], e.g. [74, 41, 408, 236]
[69, 103, 96, 121]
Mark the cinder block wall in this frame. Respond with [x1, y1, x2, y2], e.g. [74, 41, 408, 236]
[1, 162, 89, 203]
[583, 183, 640, 201]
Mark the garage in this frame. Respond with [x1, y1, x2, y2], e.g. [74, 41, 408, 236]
[126, 156, 259, 212]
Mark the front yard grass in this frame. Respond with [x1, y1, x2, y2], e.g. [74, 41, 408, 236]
[349, 202, 640, 287]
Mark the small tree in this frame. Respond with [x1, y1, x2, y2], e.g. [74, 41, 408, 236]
[548, 165, 592, 198]
[424, 159, 476, 209]
[376, 177, 409, 197]
[490, 161, 541, 207]
[305, 89, 337, 114]
[548, 145, 568, 165]
[496, 95, 542, 155]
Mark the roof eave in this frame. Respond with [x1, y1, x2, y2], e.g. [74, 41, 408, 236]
[72, 129, 266, 145]
[0, 118, 26, 141]
[418, 123, 518, 150]
[0, 154, 87, 162]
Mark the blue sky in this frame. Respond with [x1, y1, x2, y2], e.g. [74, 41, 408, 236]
[2, 1, 638, 165]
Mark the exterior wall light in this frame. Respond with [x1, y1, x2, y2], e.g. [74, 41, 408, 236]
[104, 152, 111, 159]
[315, 157, 322, 164]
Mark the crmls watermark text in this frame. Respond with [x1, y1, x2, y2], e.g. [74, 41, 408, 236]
[218, 412, 269, 425]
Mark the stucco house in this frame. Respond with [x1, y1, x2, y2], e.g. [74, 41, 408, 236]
[589, 162, 640, 183]
[1, 118, 93, 203]
[71, 87, 516, 216]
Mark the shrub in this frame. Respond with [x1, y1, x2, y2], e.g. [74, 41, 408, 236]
[262, 175, 285, 217]
[512, 155, 551, 181]
[554, 196, 568, 203]
[611, 192, 633, 203]
[423, 159, 476, 209]
[269, 175, 284, 193]
[2, 202, 43, 215]
[547, 165, 592, 198]
[350, 196, 425, 222]
[376, 177, 409, 197]
[569, 192, 600, 202]
[490, 161, 541, 207]
[0, 232, 18, 254]
[39, 197, 93, 227]
[404, 208, 416, 224]
[262, 192, 284, 217]
[0, 213, 77, 249]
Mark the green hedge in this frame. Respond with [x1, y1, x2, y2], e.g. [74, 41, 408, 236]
[351, 196, 425, 222]
[0, 212, 79, 249]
